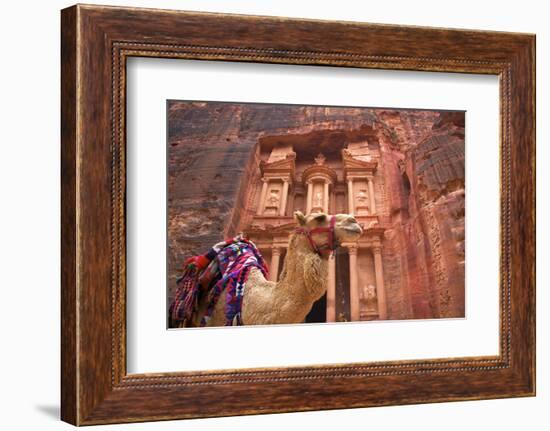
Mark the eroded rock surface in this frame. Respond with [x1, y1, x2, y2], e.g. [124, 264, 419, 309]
[167, 102, 465, 319]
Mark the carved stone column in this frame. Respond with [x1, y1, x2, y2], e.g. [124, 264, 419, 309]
[257, 179, 268, 215]
[269, 247, 281, 282]
[367, 176, 376, 215]
[373, 246, 387, 319]
[326, 253, 336, 322]
[347, 179, 354, 215]
[348, 244, 360, 321]
[323, 182, 330, 214]
[280, 179, 290, 216]
[306, 181, 313, 214]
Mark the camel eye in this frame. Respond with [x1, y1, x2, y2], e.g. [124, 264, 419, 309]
[349, 217, 357, 224]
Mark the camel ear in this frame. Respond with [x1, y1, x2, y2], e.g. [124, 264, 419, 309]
[312, 213, 327, 223]
[294, 210, 307, 226]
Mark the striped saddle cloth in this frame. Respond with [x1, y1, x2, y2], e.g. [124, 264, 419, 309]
[169, 237, 268, 327]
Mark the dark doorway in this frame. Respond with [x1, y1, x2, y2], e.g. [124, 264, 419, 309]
[305, 293, 327, 323]
[335, 247, 351, 322]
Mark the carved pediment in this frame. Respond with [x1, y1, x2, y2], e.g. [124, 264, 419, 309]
[260, 152, 296, 179]
[342, 149, 377, 179]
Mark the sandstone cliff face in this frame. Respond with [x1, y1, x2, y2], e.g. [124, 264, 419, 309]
[375, 111, 465, 318]
[167, 101, 377, 300]
[167, 101, 465, 319]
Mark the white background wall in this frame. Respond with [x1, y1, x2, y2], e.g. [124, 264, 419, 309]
[0, 0, 546, 429]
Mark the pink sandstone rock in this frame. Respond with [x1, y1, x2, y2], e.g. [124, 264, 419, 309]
[167, 101, 465, 321]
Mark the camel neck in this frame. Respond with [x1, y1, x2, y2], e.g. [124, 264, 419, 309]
[278, 233, 328, 302]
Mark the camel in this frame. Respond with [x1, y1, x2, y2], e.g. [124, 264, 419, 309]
[192, 211, 363, 327]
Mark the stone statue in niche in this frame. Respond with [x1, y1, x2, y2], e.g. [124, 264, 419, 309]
[360, 284, 378, 312]
[314, 191, 323, 208]
[268, 189, 280, 205]
[356, 189, 369, 205]
[264, 189, 280, 215]
[355, 189, 370, 215]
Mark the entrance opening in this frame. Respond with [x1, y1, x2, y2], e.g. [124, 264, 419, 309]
[335, 248, 351, 322]
[305, 294, 327, 323]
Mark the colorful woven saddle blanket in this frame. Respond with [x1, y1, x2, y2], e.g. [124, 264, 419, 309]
[169, 237, 268, 327]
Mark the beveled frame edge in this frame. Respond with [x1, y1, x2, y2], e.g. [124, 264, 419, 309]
[61, 4, 535, 425]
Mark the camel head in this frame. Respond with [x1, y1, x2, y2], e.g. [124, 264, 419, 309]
[293, 211, 363, 253]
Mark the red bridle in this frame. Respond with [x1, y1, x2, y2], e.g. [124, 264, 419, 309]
[294, 215, 337, 257]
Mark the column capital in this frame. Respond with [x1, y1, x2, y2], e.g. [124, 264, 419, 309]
[372, 245, 382, 254]
[347, 244, 359, 255]
[271, 246, 281, 255]
[270, 175, 291, 183]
